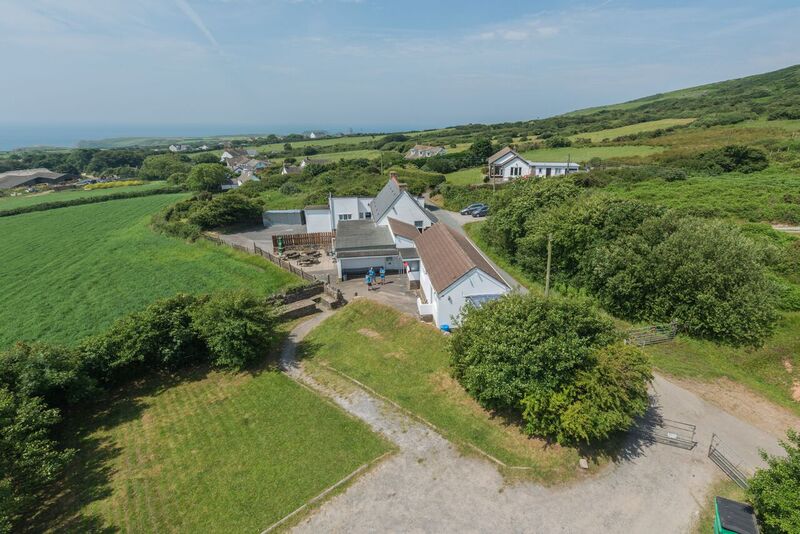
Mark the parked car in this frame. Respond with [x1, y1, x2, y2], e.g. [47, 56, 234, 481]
[472, 206, 490, 217]
[460, 203, 486, 215]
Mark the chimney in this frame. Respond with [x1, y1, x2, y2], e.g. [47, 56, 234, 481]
[389, 171, 399, 182]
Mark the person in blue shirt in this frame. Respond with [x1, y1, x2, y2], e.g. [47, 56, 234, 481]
[365, 273, 373, 291]
[379, 266, 386, 285]
[368, 267, 375, 280]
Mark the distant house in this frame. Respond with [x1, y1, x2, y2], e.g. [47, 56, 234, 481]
[221, 169, 260, 191]
[0, 168, 76, 190]
[304, 131, 328, 139]
[487, 146, 580, 181]
[414, 223, 510, 329]
[280, 163, 302, 176]
[300, 157, 332, 168]
[229, 157, 270, 174]
[246, 148, 258, 157]
[220, 148, 248, 163]
[168, 144, 190, 153]
[199, 145, 209, 151]
[405, 144, 446, 159]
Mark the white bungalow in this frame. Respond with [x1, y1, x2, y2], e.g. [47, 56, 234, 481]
[487, 146, 580, 181]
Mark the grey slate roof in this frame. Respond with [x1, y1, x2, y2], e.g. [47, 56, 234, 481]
[335, 220, 396, 251]
[368, 176, 402, 221]
[0, 168, 72, 190]
[487, 146, 516, 164]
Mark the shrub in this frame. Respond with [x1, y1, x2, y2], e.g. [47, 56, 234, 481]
[521, 343, 651, 444]
[190, 291, 279, 369]
[279, 181, 300, 195]
[138, 154, 191, 181]
[186, 193, 263, 229]
[186, 163, 229, 192]
[544, 136, 572, 148]
[747, 430, 800, 534]
[450, 293, 618, 413]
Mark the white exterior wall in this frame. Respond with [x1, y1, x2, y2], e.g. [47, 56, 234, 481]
[376, 193, 433, 229]
[392, 234, 416, 248]
[420, 268, 509, 328]
[498, 156, 533, 181]
[329, 197, 374, 229]
[306, 209, 333, 233]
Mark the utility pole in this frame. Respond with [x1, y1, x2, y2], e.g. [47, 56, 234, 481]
[544, 233, 552, 298]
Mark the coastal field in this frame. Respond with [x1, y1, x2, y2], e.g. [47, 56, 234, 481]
[32, 352, 390, 532]
[0, 194, 299, 347]
[0, 181, 167, 210]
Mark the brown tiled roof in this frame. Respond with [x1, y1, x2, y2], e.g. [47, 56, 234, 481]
[487, 146, 515, 164]
[387, 217, 420, 241]
[414, 224, 507, 293]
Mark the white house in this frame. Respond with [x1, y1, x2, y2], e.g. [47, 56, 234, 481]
[280, 164, 302, 176]
[300, 174, 436, 234]
[169, 144, 190, 153]
[300, 157, 332, 168]
[405, 144, 446, 159]
[414, 223, 510, 329]
[220, 148, 247, 163]
[487, 146, 580, 182]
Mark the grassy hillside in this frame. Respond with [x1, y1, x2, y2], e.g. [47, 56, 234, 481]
[0, 181, 167, 210]
[0, 194, 299, 347]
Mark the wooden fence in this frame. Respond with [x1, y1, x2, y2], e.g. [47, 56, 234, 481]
[202, 233, 344, 304]
[271, 232, 334, 252]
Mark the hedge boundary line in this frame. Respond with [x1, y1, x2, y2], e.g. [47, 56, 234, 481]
[0, 186, 184, 217]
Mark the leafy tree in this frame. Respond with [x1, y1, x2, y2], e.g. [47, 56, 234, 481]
[138, 154, 192, 181]
[521, 343, 651, 444]
[469, 138, 495, 160]
[167, 172, 188, 185]
[0, 388, 73, 532]
[186, 163, 229, 192]
[192, 152, 221, 164]
[190, 291, 279, 369]
[450, 293, 618, 412]
[283, 143, 293, 152]
[544, 136, 572, 148]
[186, 192, 263, 229]
[303, 146, 319, 156]
[747, 430, 800, 534]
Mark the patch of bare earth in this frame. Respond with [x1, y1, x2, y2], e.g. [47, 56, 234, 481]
[357, 328, 383, 340]
[668, 376, 800, 437]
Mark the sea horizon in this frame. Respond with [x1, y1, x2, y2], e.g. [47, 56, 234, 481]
[0, 122, 437, 151]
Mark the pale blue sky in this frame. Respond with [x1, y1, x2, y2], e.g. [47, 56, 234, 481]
[1, 0, 799, 133]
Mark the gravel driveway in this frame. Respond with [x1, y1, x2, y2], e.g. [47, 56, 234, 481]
[282, 314, 785, 534]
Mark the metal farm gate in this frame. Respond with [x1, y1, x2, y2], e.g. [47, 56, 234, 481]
[708, 434, 750, 489]
[642, 418, 698, 450]
[626, 321, 679, 347]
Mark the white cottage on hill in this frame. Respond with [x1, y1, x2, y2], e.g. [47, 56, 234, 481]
[487, 146, 580, 181]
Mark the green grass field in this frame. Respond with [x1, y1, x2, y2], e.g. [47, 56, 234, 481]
[569, 118, 696, 142]
[603, 166, 800, 223]
[0, 194, 299, 348]
[301, 300, 587, 483]
[253, 134, 378, 153]
[0, 181, 167, 210]
[521, 145, 664, 163]
[445, 167, 485, 185]
[32, 362, 390, 532]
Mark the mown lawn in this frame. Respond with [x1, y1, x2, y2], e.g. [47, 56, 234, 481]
[569, 118, 696, 142]
[0, 194, 300, 347]
[301, 300, 586, 483]
[0, 181, 168, 210]
[31, 364, 390, 532]
[520, 145, 664, 163]
[603, 166, 800, 223]
[445, 167, 484, 185]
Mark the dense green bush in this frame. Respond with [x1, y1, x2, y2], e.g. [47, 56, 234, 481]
[437, 183, 497, 211]
[153, 192, 263, 240]
[450, 293, 618, 413]
[138, 154, 192, 181]
[186, 163, 230, 191]
[450, 294, 650, 444]
[663, 144, 769, 174]
[521, 343, 651, 444]
[747, 430, 800, 534]
[508, 194, 777, 345]
[481, 178, 581, 256]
